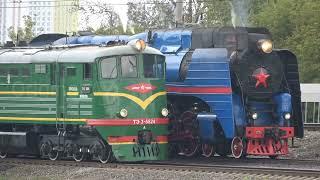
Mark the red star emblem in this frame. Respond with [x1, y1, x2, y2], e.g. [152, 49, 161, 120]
[253, 68, 270, 88]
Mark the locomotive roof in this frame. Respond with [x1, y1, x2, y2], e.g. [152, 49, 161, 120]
[0, 45, 162, 64]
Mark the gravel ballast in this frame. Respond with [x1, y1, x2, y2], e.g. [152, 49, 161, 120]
[0, 130, 319, 180]
[0, 164, 311, 180]
[288, 130, 320, 160]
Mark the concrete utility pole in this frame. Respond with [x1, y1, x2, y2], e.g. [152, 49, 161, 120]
[187, 0, 192, 23]
[174, 0, 183, 27]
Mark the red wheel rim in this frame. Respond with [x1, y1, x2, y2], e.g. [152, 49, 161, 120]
[231, 137, 244, 158]
[201, 144, 214, 157]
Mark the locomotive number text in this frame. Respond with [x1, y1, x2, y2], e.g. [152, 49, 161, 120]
[133, 119, 156, 125]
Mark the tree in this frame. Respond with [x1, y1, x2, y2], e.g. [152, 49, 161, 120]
[94, 25, 127, 35]
[183, 0, 205, 24]
[202, 0, 268, 27]
[79, 1, 124, 35]
[7, 15, 35, 44]
[202, 0, 231, 26]
[127, 0, 175, 33]
[251, 0, 320, 83]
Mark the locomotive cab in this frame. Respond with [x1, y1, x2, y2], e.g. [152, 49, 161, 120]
[89, 40, 169, 162]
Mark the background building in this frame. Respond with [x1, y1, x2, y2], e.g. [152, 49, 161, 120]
[28, 0, 54, 35]
[0, 0, 8, 44]
[0, 0, 26, 44]
[0, 0, 79, 44]
[54, 0, 79, 34]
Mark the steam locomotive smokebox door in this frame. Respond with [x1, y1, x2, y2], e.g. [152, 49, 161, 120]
[197, 113, 217, 143]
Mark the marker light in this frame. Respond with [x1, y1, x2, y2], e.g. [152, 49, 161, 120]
[119, 109, 128, 118]
[284, 113, 291, 120]
[252, 112, 258, 120]
[128, 39, 146, 51]
[161, 108, 169, 117]
[257, 39, 273, 54]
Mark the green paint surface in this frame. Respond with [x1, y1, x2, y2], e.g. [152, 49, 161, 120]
[112, 143, 168, 161]
[0, 48, 168, 162]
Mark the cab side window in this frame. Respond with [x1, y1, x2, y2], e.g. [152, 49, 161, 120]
[101, 57, 117, 78]
[83, 63, 92, 79]
[35, 64, 46, 74]
[0, 68, 6, 77]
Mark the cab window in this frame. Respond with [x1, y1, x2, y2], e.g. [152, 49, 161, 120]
[121, 56, 137, 78]
[83, 63, 92, 79]
[0, 68, 6, 76]
[101, 57, 117, 78]
[143, 54, 165, 78]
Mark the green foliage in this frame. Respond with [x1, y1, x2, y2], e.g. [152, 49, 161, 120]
[7, 15, 35, 44]
[203, 0, 231, 26]
[251, 0, 320, 82]
[284, 25, 320, 83]
[94, 25, 133, 35]
[183, 0, 204, 24]
[79, 2, 125, 35]
[127, 0, 175, 33]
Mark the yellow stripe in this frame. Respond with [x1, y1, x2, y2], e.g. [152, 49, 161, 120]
[109, 141, 168, 145]
[67, 92, 79, 96]
[93, 91, 166, 110]
[0, 91, 56, 95]
[0, 117, 86, 122]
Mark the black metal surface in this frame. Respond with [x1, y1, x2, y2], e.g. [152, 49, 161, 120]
[276, 50, 303, 138]
[29, 33, 68, 46]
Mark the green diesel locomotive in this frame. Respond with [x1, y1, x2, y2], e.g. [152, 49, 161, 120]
[0, 40, 168, 163]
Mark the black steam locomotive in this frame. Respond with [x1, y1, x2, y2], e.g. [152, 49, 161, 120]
[130, 26, 303, 158]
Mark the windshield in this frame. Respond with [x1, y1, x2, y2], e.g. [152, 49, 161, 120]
[121, 55, 137, 78]
[143, 54, 165, 79]
[101, 57, 117, 78]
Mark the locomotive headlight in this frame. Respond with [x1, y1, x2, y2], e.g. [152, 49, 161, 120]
[252, 112, 258, 120]
[257, 39, 273, 53]
[161, 108, 169, 117]
[119, 108, 128, 118]
[284, 113, 291, 120]
[128, 39, 146, 51]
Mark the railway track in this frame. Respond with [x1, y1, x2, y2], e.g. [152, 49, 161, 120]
[1, 157, 320, 178]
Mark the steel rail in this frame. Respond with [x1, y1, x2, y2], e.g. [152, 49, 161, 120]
[144, 162, 320, 178]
